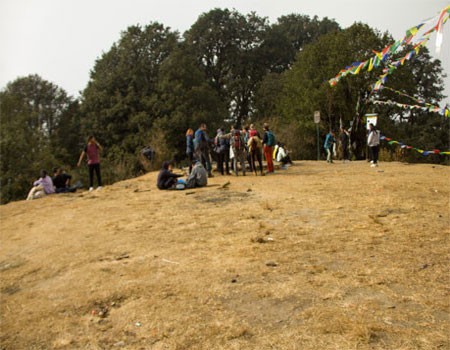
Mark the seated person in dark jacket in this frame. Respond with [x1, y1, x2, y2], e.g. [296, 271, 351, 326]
[53, 167, 77, 193]
[157, 161, 183, 190]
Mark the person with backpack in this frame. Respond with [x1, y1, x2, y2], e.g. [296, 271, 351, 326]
[77, 135, 103, 191]
[324, 130, 336, 163]
[262, 123, 275, 174]
[248, 133, 264, 176]
[194, 123, 213, 177]
[220, 126, 246, 176]
[214, 128, 230, 175]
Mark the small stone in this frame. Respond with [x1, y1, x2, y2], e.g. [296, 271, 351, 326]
[135, 322, 142, 327]
[114, 341, 126, 347]
[231, 279, 237, 283]
[266, 261, 278, 267]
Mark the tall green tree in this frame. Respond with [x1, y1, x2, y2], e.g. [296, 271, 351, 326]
[153, 45, 227, 164]
[184, 9, 269, 126]
[0, 75, 74, 203]
[261, 14, 340, 73]
[80, 23, 179, 177]
[278, 23, 446, 159]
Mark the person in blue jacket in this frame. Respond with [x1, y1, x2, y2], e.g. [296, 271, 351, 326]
[324, 130, 336, 163]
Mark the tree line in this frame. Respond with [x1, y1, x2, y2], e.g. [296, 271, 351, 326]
[1, 8, 448, 203]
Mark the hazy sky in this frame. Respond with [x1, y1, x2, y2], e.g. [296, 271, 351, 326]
[1, 0, 449, 101]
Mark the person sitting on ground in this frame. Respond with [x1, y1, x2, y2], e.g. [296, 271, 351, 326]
[27, 170, 55, 200]
[186, 160, 208, 189]
[276, 143, 293, 168]
[53, 167, 77, 193]
[157, 161, 183, 190]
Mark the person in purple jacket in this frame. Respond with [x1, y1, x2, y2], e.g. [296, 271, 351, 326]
[26, 170, 55, 200]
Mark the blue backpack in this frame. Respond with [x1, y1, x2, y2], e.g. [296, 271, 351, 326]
[266, 131, 275, 147]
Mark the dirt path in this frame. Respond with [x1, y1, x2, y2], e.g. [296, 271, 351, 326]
[1, 161, 449, 349]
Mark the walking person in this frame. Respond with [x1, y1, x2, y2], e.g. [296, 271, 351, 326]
[367, 123, 381, 167]
[77, 135, 103, 191]
[262, 123, 275, 174]
[324, 130, 336, 163]
[186, 128, 195, 174]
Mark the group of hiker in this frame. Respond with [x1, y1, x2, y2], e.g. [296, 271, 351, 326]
[157, 122, 292, 190]
[323, 123, 380, 167]
[27, 121, 381, 197]
[27, 135, 102, 200]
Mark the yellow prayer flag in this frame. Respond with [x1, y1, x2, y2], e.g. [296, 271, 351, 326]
[368, 58, 374, 72]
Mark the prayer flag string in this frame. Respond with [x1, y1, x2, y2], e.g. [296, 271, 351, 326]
[380, 135, 450, 156]
[328, 6, 450, 88]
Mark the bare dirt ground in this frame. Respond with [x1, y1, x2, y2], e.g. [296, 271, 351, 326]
[0, 161, 449, 350]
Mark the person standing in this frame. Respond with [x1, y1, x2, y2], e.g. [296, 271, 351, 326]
[214, 128, 230, 175]
[77, 135, 103, 191]
[324, 130, 336, 163]
[340, 127, 350, 162]
[194, 123, 213, 177]
[262, 123, 275, 174]
[248, 133, 264, 175]
[367, 123, 381, 167]
[186, 128, 195, 174]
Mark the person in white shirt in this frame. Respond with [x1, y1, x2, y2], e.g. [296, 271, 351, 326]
[367, 123, 381, 167]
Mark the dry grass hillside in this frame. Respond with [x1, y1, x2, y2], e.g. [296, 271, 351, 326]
[0, 161, 449, 350]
